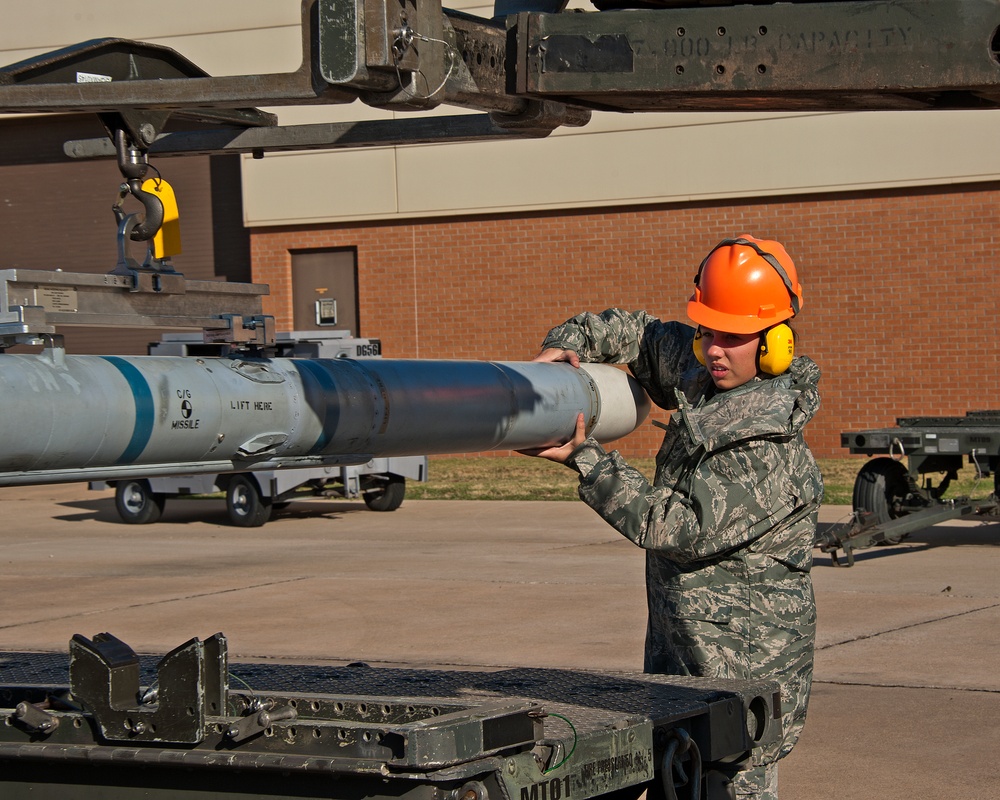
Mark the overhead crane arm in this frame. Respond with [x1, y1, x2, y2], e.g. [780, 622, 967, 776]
[1, 0, 998, 158]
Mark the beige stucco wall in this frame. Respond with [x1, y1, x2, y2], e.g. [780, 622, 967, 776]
[0, 2, 304, 75]
[240, 107, 1000, 225]
[5, 0, 1000, 227]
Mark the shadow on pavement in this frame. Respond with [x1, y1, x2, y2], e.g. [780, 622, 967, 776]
[51, 497, 374, 526]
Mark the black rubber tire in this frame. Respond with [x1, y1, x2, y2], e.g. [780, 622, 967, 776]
[852, 457, 910, 544]
[226, 475, 273, 527]
[362, 476, 406, 512]
[114, 479, 166, 525]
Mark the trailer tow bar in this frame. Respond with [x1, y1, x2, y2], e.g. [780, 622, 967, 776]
[815, 498, 998, 567]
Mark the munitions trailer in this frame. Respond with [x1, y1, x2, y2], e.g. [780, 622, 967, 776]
[0, 632, 781, 800]
[816, 412, 1000, 565]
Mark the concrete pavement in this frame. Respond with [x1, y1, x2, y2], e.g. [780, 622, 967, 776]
[1, 483, 997, 799]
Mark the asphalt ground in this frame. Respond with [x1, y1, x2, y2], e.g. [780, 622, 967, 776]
[1, 483, 998, 799]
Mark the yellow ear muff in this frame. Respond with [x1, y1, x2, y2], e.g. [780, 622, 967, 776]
[758, 324, 794, 375]
[692, 328, 706, 365]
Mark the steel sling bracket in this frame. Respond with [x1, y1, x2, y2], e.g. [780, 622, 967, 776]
[69, 631, 228, 744]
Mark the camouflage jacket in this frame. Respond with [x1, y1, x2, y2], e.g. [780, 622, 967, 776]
[542, 308, 823, 765]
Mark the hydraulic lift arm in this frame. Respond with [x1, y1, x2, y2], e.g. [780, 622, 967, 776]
[1, 0, 999, 159]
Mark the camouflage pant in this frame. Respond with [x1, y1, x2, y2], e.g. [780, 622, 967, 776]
[732, 763, 778, 800]
[644, 557, 816, 769]
[676, 762, 777, 800]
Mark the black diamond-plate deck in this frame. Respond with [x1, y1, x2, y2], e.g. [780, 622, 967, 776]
[0, 650, 774, 736]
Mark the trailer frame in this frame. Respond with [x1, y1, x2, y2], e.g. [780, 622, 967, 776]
[817, 411, 1000, 565]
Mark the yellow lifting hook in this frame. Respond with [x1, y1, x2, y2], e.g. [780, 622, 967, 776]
[141, 177, 182, 259]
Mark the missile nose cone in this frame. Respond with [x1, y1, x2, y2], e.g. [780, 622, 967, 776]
[577, 364, 651, 443]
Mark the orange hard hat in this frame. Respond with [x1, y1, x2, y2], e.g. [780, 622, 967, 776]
[686, 235, 802, 334]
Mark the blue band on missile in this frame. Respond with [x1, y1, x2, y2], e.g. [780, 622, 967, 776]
[293, 360, 339, 453]
[102, 356, 155, 463]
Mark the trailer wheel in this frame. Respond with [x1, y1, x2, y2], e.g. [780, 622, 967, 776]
[226, 475, 273, 527]
[363, 475, 406, 512]
[852, 457, 910, 544]
[115, 479, 166, 525]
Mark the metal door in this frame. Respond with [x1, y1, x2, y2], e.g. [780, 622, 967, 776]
[291, 249, 358, 335]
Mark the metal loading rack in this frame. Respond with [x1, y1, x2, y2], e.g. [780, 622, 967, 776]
[817, 412, 1000, 566]
[0, 633, 779, 800]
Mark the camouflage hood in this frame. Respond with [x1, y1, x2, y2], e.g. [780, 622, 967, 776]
[675, 356, 821, 457]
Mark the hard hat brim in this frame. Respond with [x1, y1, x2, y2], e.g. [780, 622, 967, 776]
[686, 297, 793, 335]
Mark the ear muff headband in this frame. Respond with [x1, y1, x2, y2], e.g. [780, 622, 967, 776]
[692, 324, 795, 375]
[693, 237, 801, 316]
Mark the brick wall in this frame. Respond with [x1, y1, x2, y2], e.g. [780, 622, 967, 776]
[251, 182, 1000, 459]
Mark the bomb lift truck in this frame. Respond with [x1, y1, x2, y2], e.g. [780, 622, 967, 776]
[2, 0, 1000, 796]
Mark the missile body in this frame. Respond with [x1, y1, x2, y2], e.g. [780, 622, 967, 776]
[0, 354, 650, 486]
